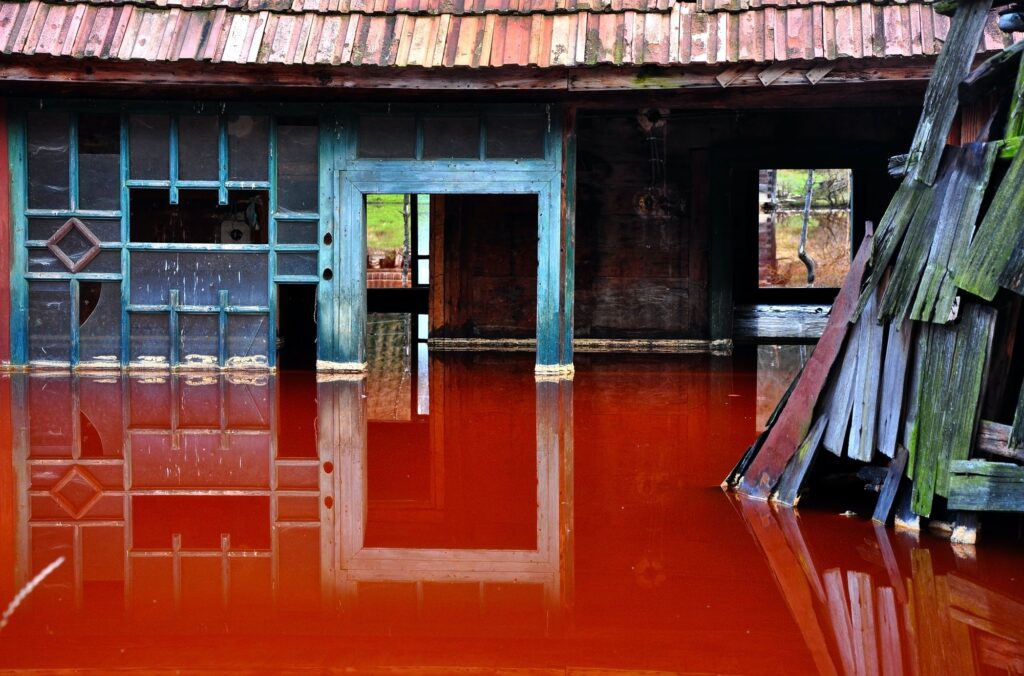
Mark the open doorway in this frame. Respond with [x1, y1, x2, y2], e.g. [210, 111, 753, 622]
[276, 283, 317, 370]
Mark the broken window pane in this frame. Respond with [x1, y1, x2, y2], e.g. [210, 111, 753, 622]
[422, 116, 480, 159]
[277, 252, 318, 277]
[28, 249, 118, 274]
[29, 217, 120, 243]
[228, 115, 269, 182]
[276, 220, 318, 244]
[227, 315, 269, 366]
[130, 313, 170, 366]
[129, 251, 269, 306]
[27, 111, 70, 209]
[78, 114, 121, 211]
[130, 188, 268, 244]
[178, 115, 219, 182]
[486, 115, 546, 159]
[357, 116, 415, 159]
[276, 121, 318, 214]
[79, 282, 122, 364]
[180, 314, 219, 368]
[757, 169, 852, 289]
[28, 281, 70, 363]
[129, 114, 170, 180]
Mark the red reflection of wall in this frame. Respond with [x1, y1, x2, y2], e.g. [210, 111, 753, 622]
[365, 356, 537, 551]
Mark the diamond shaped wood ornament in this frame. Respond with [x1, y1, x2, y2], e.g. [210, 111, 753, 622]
[47, 217, 102, 273]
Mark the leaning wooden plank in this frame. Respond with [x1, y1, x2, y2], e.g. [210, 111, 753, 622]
[872, 444, 910, 525]
[948, 460, 1024, 511]
[911, 303, 995, 516]
[820, 324, 860, 455]
[894, 483, 921, 533]
[1005, 41, 1024, 141]
[734, 230, 873, 499]
[877, 319, 912, 458]
[878, 167, 944, 324]
[976, 419, 1024, 462]
[902, 322, 930, 479]
[903, 0, 993, 186]
[911, 142, 999, 323]
[855, 182, 926, 321]
[958, 39, 1024, 105]
[955, 144, 1024, 301]
[773, 414, 828, 506]
[848, 290, 884, 461]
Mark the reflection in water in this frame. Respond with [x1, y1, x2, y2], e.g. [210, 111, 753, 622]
[0, 352, 1022, 672]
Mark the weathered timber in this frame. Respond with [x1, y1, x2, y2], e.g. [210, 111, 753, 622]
[877, 319, 913, 458]
[904, 0, 994, 186]
[948, 459, 1024, 511]
[950, 511, 980, 544]
[910, 303, 996, 517]
[733, 229, 873, 500]
[902, 322, 930, 480]
[820, 318, 861, 456]
[1006, 43, 1024, 139]
[910, 142, 1000, 323]
[981, 294, 1021, 421]
[733, 305, 829, 341]
[1011, 384, 1024, 449]
[873, 445, 910, 525]
[774, 415, 828, 507]
[854, 181, 927, 321]
[955, 139, 1024, 300]
[848, 290, 885, 462]
[959, 38, 1024, 104]
[977, 419, 1024, 461]
[888, 153, 909, 179]
[878, 165, 945, 324]
[894, 483, 921, 532]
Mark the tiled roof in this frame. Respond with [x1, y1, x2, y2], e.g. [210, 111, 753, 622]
[0, 0, 1015, 68]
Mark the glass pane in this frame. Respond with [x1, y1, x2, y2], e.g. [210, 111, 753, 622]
[486, 115, 546, 159]
[357, 116, 416, 159]
[180, 314, 219, 368]
[129, 114, 170, 180]
[226, 315, 269, 366]
[416, 259, 429, 286]
[757, 169, 852, 289]
[129, 251, 269, 306]
[27, 111, 70, 209]
[30, 217, 120, 243]
[178, 115, 219, 181]
[422, 116, 479, 159]
[27, 248, 118, 274]
[276, 122, 318, 214]
[78, 113, 121, 211]
[276, 220, 318, 244]
[416, 194, 429, 256]
[130, 313, 170, 366]
[28, 281, 70, 362]
[79, 281, 122, 364]
[277, 252, 317, 277]
[228, 115, 269, 181]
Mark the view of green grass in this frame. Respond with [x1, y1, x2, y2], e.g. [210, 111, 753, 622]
[366, 194, 408, 250]
[774, 169, 851, 209]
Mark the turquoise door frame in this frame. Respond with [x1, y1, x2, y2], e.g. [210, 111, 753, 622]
[316, 110, 574, 376]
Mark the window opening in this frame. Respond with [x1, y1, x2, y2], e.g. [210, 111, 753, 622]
[757, 168, 852, 289]
[129, 189, 268, 244]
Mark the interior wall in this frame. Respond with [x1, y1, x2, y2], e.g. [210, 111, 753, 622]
[575, 107, 921, 340]
[432, 194, 538, 339]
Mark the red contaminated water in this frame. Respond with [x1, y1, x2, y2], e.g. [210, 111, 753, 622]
[0, 351, 1021, 673]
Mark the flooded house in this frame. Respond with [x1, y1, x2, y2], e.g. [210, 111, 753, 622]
[5, 0, 1024, 672]
[0, 0, 1014, 375]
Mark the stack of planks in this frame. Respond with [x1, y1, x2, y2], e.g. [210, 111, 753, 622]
[726, 0, 1024, 543]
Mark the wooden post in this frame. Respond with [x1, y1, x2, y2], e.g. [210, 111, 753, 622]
[0, 101, 10, 365]
[537, 107, 575, 376]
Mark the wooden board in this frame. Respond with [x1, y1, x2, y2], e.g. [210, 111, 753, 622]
[734, 227, 873, 500]
[948, 459, 1024, 512]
